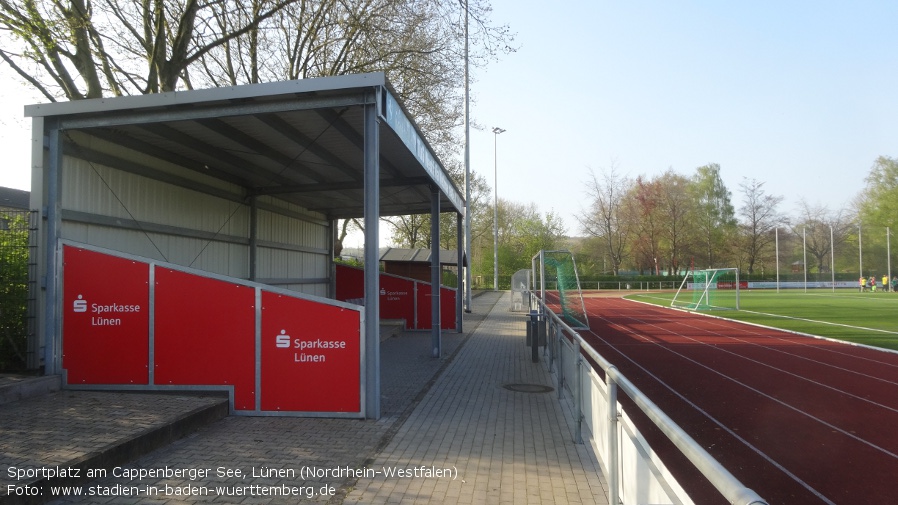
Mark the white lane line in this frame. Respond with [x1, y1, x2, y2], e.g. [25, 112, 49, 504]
[739, 309, 898, 336]
[672, 317, 898, 386]
[585, 313, 837, 505]
[593, 308, 898, 460]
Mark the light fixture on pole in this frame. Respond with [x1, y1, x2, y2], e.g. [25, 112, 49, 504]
[492, 127, 505, 291]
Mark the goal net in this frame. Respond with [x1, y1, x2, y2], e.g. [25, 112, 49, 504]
[533, 250, 589, 329]
[671, 268, 741, 311]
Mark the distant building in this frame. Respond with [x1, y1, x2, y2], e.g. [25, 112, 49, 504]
[380, 247, 460, 284]
[0, 187, 29, 211]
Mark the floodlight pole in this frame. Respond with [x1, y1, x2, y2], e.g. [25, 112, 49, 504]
[775, 227, 780, 293]
[462, 0, 472, 313]
[830, 226, 835, 292]
[803, 227, 807, 293]
[492, 127, 505, 291]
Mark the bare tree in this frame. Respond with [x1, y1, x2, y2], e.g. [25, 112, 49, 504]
[792, 200, 853, 274]
[656, 169, 694, 275]
[738, 178, 784, 275]
[0, 0, 302, 99]
[578, 164, 631, 276]
[1, 0, 515, 274]
[627, 176, 664, 274]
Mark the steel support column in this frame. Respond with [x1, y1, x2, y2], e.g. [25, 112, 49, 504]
[363, 91, 381, 419]
[456, 213, 464, 333]
[249, 195, 258, 281]
[44, 123, 63, 375]
[431, 186, 441, 358]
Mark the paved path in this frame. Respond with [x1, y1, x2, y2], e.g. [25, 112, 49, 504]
[345, 293, 607, 505]
[2, 291, 607, 504]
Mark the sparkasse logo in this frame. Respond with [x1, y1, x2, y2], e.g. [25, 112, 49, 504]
[276, 330, 291, 348]
[73, 295, 87, 313]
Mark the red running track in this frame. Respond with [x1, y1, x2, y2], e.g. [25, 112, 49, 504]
[577, 297, 898, 505]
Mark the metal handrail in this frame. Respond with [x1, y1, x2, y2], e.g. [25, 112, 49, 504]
[532, 293, 767, 505]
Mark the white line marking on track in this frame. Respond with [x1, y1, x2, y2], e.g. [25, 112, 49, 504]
[624, 304, 898, 387]
[592, 308, 898, 461]
[584, 312, 838, 505]
[739, 309, 898, 335]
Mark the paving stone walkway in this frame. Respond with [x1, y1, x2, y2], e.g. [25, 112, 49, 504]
[344, 292, 607, 505]
[2, 291, 607, 504]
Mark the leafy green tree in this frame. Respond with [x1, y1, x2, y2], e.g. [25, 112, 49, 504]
[626, 176, 665, 274]
[691, 163, 737, 268]
[0, 214, 29, 371]
[858, 156, 898, 227]
[472, 199, 564, 287]
[656, 169, 694, 275]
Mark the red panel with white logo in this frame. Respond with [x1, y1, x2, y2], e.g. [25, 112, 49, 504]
[378, 274, 416, 326]
[62, 246, 150, 384]
[153, 267, 256, 410]
[336, 263, 457, 330]
[261, 292, 361, 412]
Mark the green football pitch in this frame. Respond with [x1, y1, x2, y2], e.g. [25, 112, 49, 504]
[624, 289, 898, 352]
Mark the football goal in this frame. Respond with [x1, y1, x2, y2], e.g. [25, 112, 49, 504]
[532, 250, 589, 329]
[671, 268, 741, 311]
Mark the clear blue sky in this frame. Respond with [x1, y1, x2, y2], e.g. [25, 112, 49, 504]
[468, 0, 898, 233]
[3, 1, 897, 238]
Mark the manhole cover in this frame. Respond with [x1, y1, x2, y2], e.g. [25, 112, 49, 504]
[502, 383, 554, 394]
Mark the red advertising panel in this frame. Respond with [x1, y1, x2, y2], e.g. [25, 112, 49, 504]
[154, 268, 256, 410]
[415, 284, 458, 330]
[336, 264, 457, 330]
[379, 275, 416, 326]
[261, 292, 361, 412]
[718, 281, 749, 290]
[62, 246, 150, 385]
[441, 287, 457, 330]
[334, 264, 364, 301]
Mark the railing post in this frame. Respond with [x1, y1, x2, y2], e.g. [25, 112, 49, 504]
[574, 339, 583, 444]
[607, 366, 620, 505]
[530, 310, 539, 363]
[556, 323, 564, 400]
[546, 318, 554, 372]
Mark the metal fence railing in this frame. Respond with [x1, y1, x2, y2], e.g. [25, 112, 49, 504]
[0, 210, 39, 371]
[530, 293, 767, 505]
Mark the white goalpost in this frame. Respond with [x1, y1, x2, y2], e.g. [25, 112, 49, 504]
[671, 268, 741, 311]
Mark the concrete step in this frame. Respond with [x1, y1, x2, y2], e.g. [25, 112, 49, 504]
[1, 387, 229, 504]
[0, 375, 61, 406]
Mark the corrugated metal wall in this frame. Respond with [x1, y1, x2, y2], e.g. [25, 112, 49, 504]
[59, 139, 331, 296]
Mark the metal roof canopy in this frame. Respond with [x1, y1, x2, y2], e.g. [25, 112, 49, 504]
[380, 247, 460, 266]
[25, 72, 464, 219]
[26, 72, 466, 419]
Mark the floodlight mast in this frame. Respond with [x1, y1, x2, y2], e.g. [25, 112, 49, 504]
[492, 126, 505, 291]
[463, 0, 472, 313]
